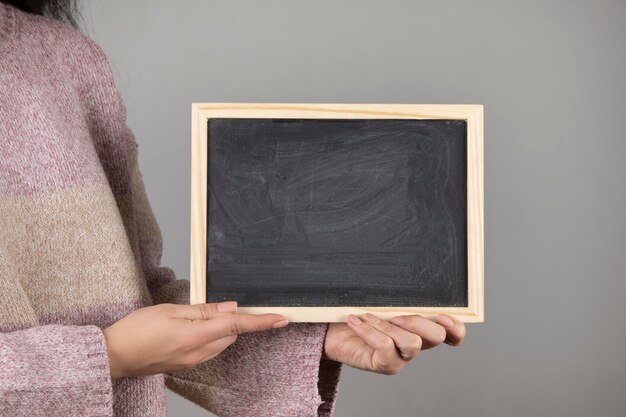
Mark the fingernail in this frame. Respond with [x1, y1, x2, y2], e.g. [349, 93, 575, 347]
[362, 313, 380, 325]
[436, 315, 455, 329]
[347, 315, 362, 326]
[272, 319, 289, 328]
[217, 301, 237, 313]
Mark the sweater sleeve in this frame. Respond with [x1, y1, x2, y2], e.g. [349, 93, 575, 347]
[78, 33, 342, 415]
[0, 324, 113, 417]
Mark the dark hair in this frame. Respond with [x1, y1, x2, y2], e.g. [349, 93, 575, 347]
[2, 0, 80, 27]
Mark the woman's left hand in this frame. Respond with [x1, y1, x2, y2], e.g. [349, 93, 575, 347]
[323, 313, 466, 374]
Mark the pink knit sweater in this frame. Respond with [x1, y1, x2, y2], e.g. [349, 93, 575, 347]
[0, 3, 341, 416]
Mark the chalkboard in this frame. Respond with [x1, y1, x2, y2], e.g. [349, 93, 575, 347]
[190, 104, 483, 322]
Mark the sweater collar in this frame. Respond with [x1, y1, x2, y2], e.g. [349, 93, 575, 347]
[0, 3, 16, 53]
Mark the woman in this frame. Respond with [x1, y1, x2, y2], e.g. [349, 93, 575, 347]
[0, 1, 466, 416]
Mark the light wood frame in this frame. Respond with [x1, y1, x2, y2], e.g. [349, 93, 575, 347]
[191, 103, 484, 323]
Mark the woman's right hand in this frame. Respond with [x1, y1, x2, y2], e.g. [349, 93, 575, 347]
[102, 301, 288, 378]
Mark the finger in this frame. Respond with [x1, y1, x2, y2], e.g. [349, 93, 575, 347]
[361, 314, 422, 360]
[173, 301, 239, 321]
[205, 313, 288, 339]
[346, 315, 405, 375]
[434, 315, 466, 346]
[388, 315, 447, 349]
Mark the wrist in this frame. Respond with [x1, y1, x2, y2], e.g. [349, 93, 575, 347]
[322, 326, 336, 362]
[102, 327, 127, 379]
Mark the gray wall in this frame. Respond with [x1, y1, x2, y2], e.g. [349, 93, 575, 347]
[82, 1, 626, 416]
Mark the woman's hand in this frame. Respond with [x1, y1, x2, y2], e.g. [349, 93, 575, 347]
[323, 313, 466, 375]
[102, 301, 288, 378]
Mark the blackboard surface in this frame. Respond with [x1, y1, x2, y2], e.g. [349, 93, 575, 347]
[206, 118, 467, 307]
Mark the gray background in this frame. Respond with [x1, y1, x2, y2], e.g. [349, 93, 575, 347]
[82, 1, 626, 416]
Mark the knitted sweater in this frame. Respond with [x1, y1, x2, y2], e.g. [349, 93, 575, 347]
[0, 3, 341, 416]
